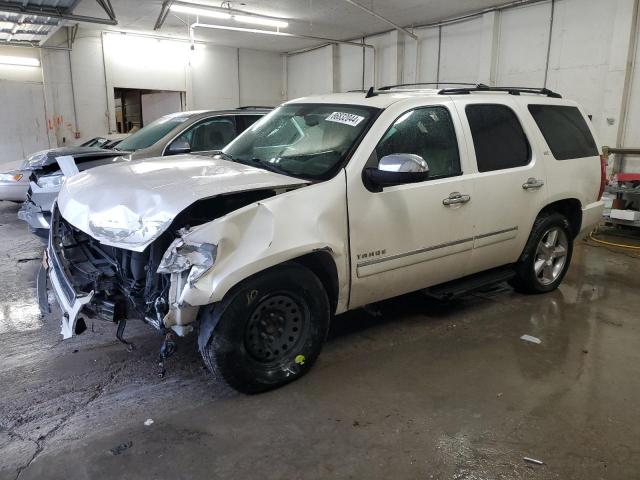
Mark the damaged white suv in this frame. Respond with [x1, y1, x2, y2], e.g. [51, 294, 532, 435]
[40, 85, 605, 393]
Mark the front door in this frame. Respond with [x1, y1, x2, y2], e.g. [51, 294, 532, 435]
[347, 103, 476, 308]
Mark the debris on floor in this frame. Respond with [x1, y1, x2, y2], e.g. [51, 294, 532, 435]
[520, 334, 542, 345]
[144, 419, 154, 426]
[523, 456, 544, 465]
[109, 441, 133, 456]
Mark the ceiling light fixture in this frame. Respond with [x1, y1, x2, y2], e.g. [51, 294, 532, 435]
[0, 55, 40, 67]
[233, 15, 288, 28]
[170, 4, 231, 19]
[170, 2, 288, 29]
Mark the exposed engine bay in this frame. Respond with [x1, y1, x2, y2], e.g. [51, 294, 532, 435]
[48, 189, 279, 335]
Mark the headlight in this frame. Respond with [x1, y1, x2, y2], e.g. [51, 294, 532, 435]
[88, 206, 173, 246]
[36, 173, 65, 189]
[0, 172, 23, 182]
[157, 238, 217, 284]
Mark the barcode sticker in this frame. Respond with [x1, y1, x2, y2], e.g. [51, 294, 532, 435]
[325, 112, 365, 127]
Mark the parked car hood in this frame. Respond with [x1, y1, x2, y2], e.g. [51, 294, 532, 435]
[22, 146, 121, 170]
[57, 155, 309, 251]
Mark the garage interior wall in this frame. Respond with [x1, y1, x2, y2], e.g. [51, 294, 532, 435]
[0, 29, 285, 166]
[287, 0, 640, 156]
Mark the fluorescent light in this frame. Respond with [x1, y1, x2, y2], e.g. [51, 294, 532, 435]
[170, 4, 231, 19]
[233, 15, 288, 28]
[0, 55, 40, 67]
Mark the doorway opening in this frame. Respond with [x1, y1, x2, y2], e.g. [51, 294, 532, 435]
[114, 88, 186, 133]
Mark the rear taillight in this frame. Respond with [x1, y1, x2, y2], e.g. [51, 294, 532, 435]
[598, 154, 607, 200]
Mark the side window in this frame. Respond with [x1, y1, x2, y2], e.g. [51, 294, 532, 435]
[238, 115, 263, 132]
[177, 117, 237, 152]
[528, 105, 598, 160]
[374, 106, 461, 179]
[465, 104, 531, 172]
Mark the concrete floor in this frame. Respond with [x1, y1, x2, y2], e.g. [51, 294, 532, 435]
[1, 200, 639, 480]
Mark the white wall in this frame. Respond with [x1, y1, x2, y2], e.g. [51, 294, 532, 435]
[0, 46, 50, 165]
[286, 0, 640, 155]
[0, 28, 285, 161]
[287, 45, 334, 99]
[239, 49, 284, 107]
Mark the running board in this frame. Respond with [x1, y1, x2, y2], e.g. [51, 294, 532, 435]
[425, 265, 516, 299]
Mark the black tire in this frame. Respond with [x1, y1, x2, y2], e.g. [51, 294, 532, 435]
[510, 212, 573, 294]
[200, 264, 330, 394]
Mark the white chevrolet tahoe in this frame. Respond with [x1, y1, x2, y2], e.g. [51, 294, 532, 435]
[40, 85, 605, 393]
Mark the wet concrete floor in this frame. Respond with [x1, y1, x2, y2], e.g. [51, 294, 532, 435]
[0, 200, 639, 479]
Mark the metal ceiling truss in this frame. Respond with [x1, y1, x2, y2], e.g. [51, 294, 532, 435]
[0, 0, 118, 26]
[154, 0, 175, 31]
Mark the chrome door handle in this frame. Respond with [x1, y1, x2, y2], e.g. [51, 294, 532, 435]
[522, 177, 545, 190]
[443, 192, 471, 206]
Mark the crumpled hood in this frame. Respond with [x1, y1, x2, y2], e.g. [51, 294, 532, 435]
[57, 155, 309, 251]
[22, 146, 120, 170]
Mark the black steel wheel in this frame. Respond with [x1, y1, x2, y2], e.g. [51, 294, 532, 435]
[200, 264, 330, 394]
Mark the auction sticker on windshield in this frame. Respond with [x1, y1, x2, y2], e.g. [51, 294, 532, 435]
[325, 112, 365, 127]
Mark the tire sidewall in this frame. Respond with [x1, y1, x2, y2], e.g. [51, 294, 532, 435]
[518, 213, 573, 293]
[206, 264, 330, 393]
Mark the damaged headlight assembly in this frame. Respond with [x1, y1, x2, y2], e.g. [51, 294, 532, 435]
[36, 173, 65, 189]
[157, 237, 217, 284]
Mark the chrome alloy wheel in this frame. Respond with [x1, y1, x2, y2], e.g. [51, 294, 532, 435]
[534, 226, 569, 285]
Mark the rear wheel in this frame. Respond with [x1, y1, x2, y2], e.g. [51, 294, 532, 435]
[200, 264, 330, 394]
[510, 212, 573, 294]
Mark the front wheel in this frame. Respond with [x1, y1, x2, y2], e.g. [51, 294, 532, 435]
[510, 212, 573, 294]
[200, 264, 330, 394]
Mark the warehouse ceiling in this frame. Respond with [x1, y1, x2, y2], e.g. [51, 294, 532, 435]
[0, 0, 116, 45]
[68, 0, 515, 52]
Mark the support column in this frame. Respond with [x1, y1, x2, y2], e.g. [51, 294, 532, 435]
[478, 11, 500, 86]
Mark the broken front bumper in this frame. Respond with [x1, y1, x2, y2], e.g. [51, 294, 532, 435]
[38, 239, 94, 339]
[18, 200, 51, 232]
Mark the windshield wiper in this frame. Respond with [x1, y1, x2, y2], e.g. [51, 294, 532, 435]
[245, 158, 294, 177]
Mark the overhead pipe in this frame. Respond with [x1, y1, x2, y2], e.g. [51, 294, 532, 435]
[338, 0, 418, 40]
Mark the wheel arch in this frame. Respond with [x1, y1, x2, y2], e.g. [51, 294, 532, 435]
[539, 198, 582, 238]
[196, 249, 341, 352]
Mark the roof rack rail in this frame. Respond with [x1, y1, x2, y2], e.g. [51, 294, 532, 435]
[439, 86, 562, 98]
[237, 105, 274, 109]
[379, 82, 487, 91]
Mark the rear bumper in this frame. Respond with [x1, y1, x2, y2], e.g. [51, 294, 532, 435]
[578, 200, 605, 239]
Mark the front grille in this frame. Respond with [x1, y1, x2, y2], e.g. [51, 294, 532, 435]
[49, 206, 77, 304]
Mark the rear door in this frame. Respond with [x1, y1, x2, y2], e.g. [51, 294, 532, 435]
[452, 98, 548, 274]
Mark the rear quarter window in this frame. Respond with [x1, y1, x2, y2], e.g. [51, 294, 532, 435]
[527, 105, 598, 160]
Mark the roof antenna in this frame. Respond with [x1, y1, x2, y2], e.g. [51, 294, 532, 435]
[365, 86, 377, 98]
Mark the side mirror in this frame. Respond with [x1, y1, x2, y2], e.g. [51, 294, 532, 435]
[363, 153, 429, 192]
[167, 138, 191, 155]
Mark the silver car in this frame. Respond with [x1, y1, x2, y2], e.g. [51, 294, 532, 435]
[19, 107, 270, 235]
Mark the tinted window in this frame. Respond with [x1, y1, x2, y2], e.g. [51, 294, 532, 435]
[238, 115, 263, 132]
[176, 117, 236, 152]
[528, 105, 598, 160]
[466, 104, 531, 172]
[375, 107, 461, 179]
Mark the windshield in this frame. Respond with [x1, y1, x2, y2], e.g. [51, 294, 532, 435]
[222, 104, 378, 179]
[116, 113, 191, 151]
